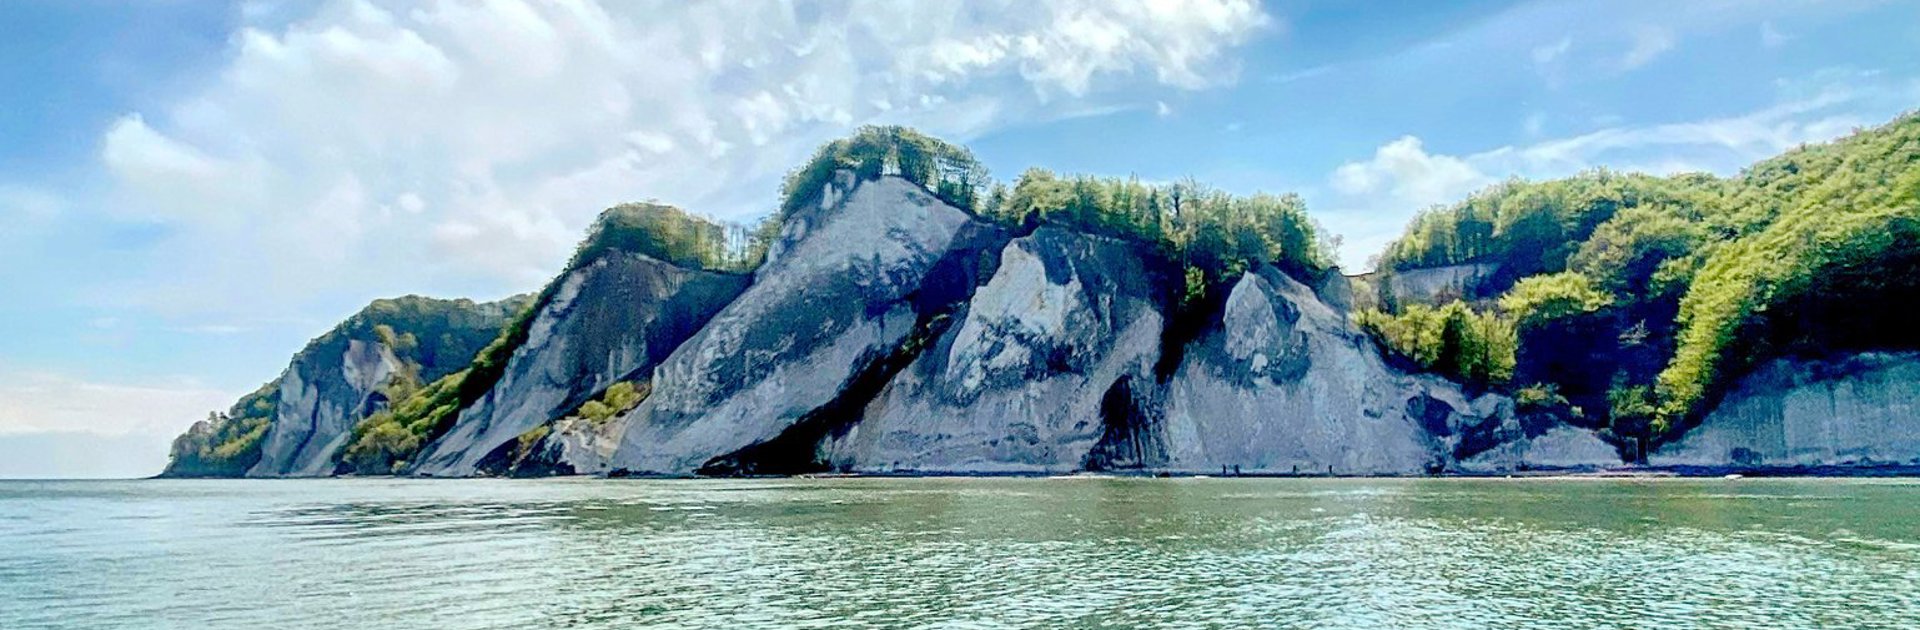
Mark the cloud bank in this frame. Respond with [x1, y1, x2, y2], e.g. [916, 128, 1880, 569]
[98, 0, 1270, 311]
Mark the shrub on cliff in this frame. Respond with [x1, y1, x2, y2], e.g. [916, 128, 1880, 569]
[1356, 301, 1516, 389]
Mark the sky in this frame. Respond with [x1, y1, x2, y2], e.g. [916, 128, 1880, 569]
[1, 0, 1916, 478]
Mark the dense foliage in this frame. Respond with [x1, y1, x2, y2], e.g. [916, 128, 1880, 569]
[573, 203, 766, 274]
[340, 369, 470, 475]
[1657, 117, 1920, 429]
[780, 125, 990, 217]
[1375, 170, 1722, 276]
[981, 170, 1332, 312]
[1367, 112, 1920, 447]
[1355, 301, 1516, 390]
[161, 382, 280, 477]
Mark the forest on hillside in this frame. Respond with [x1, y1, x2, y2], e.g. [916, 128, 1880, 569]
[1360, 112, 1920, 456]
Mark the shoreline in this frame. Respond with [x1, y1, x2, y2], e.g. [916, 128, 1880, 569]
[138, 464, 1920, 481]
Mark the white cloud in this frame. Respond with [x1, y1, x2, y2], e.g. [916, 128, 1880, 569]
[0, 186, 66, 227]
[1475, 87, 1862, 174]
[1319, 73, 1905, 271]
[890, 0, 1269, 98]
[1330, 136, 1490, 207]
[1524, 112, 1547, 137]
[1760, 21, 1789, 48]
[101, 114, 224, 183]
[92, 0, 1271, 314]
[0, 369, 237, 438]
[1616, 26, 1675, 71]
[1531, 36, 1571, 67]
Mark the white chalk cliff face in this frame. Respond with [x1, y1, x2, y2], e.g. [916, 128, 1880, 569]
[825, 227, 1176, 474]
[409, 251, 750, 477]
[1159, 268, 1618, 474]
[243, 297, 523, 478]
[563, 176, 1624, 476]
[222, 171, 1920, 479]
[248, 339, 405, 478]
[594, 175, 1003, 475]
[1652, 352, 1920, 468]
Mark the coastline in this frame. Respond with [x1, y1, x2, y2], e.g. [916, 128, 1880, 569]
[146, 463, 1920, 481]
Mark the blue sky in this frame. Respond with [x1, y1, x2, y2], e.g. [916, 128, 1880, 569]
[2, 0, 1916, 477]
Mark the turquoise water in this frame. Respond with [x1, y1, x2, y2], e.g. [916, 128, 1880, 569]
[2, 477, 1917, 628]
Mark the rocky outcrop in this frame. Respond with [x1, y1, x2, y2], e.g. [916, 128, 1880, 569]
[245, 297, 524, 477]
[1458, 425, 1624, 473]
[408, 251, 750, 477]
[594, 175, 1006, 475]
[1156, 267, 1600, 475]
[248, 339, 405, 477]
[824, 227, 1179, 474]
[1381, 262, 1502, 304]
[1651, 352, 1920, 469]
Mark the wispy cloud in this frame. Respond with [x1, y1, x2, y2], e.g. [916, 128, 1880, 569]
[1266, 63, 1337, 85]
[0, 186, 65, 220]
[1531, 36, 1571, 67]
[168, 324, 250, 335]
[1316, 69, 1909, 270]
[1615, 26, 1676, 71]
[1760, 21, 1790, 48]
[0, 369, 236, 437]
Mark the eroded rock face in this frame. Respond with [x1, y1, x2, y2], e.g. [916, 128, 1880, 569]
[1652, 352, 1920, 468]
[245, 297, 522, 478]
[597, 175, 1004, 475]
[248, 340, 404, 477]
[1160, 268, 1617, 474]
[1458, 425, 1622, 473]
[409, 252, 750, 477]
[824, 227, 1178, 474]
[1383, 262, 1503, 304]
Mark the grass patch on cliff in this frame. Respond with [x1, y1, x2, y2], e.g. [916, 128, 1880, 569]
[571, 379, 651, 427]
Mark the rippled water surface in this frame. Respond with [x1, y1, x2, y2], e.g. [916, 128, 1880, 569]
[3, 477, 1918, 628]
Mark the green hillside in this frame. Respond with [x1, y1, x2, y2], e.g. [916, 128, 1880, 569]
[161, 295, 528, 476]
[1363, 112, 1920, 454]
